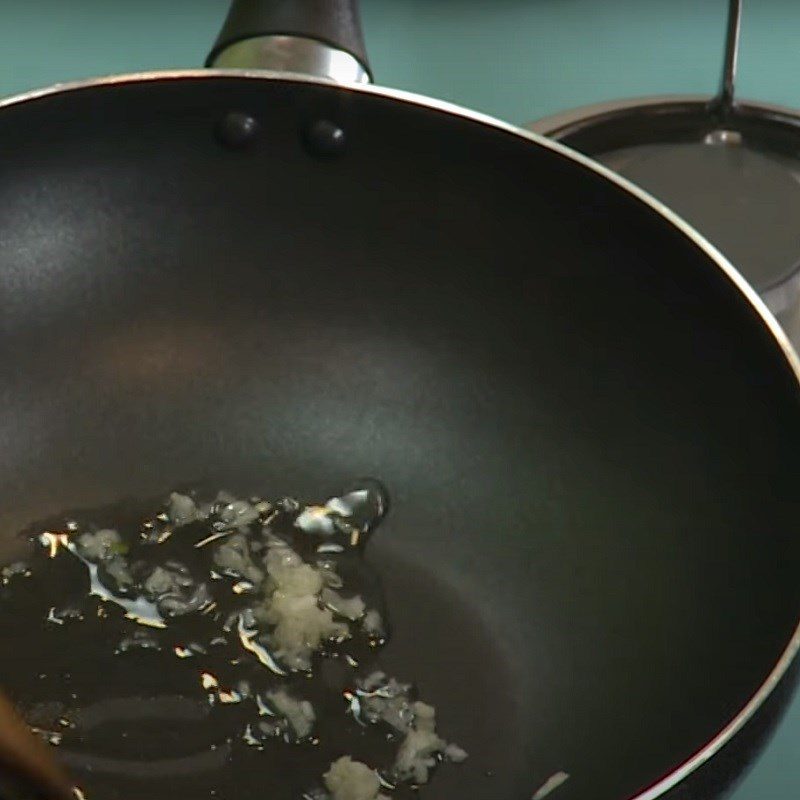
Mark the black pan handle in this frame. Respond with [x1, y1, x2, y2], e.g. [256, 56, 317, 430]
[206, 0, 371, 83]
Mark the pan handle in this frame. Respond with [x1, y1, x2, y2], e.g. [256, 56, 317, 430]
[206, 0, 371, 84]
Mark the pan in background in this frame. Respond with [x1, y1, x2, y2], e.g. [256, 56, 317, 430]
[528, 0, 800, 345]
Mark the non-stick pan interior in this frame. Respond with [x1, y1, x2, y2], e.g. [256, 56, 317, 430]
[0, 76, 798, 800]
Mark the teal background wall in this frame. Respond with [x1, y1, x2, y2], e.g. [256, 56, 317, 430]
[0, 1, 797, 798]
[1, 1, 800, 123]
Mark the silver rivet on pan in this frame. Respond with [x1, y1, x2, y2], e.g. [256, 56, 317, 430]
[216, 112, 260, 149]
[703, 129, 743, 147]
[304, 119, 346, 157]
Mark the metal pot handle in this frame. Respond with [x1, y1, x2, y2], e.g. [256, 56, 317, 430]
[707, 0, 741, 120]
[206, 0, 371, 84]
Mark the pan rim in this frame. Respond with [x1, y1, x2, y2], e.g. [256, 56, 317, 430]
[1, 68, 798, 800]
[524, 92, 800, 138]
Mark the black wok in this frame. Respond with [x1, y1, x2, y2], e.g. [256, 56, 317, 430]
[0, 2, 798, 799]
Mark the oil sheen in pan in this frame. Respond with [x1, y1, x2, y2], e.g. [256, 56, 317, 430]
[0, 481, 513, 800]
